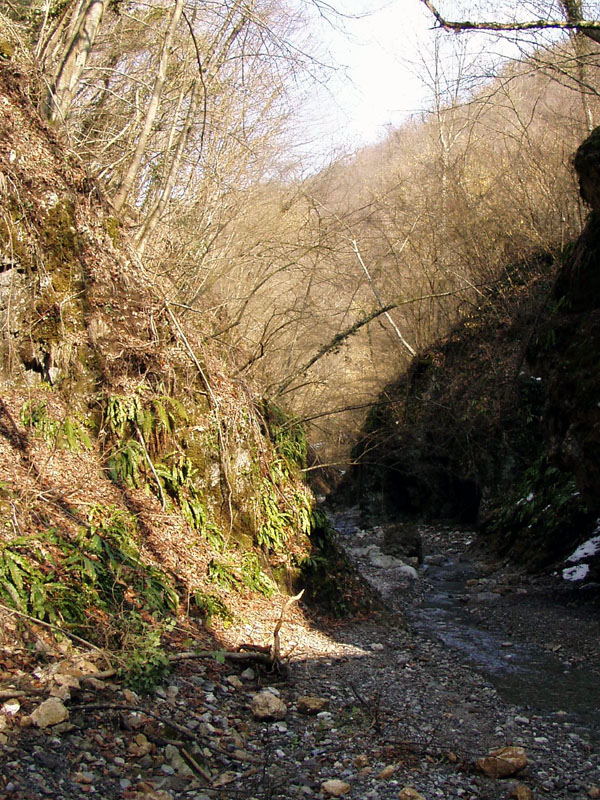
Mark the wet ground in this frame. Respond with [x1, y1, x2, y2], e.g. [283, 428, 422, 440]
[410, 554, 600, 734]
[333, 508, 600, 741]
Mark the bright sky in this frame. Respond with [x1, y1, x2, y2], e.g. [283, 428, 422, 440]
[308, 0, 437, 152]
[303, 0, 545, 158]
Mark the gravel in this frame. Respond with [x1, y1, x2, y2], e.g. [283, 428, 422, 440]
[0, 508, 599, 799]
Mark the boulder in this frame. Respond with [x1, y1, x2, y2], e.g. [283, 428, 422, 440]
[30, 697, 69, 728]
[381, 523, 424, 564]
[297, 695, 330, 715]
[510, 785, 532, 800]
[321, 779, 351, 796]
[477, 746, 527, 778]
[398, 788, 426, 800]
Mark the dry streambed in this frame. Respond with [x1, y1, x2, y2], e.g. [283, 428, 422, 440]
[0, 510, 599, 800]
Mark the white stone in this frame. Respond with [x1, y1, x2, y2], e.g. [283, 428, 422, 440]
[30, 697, 69, 728]
[321, 779, 351, 796]
[398, 565, 418, 580]
[251, 691, 287, 721]
[1, 700, 20, 716]
[370, 552, 404, 569]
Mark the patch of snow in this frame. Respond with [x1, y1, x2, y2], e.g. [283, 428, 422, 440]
[566, 534, 600, 564]
[562, 564, 590, 582]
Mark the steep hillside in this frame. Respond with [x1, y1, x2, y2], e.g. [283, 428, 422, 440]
[340, 129, 600, 579]
[0, 58, 371, 685]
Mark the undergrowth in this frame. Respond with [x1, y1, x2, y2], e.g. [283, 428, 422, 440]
[0, 504, 178, 635]
[483, 455, 593, 567]
[21, 400, 91, 452]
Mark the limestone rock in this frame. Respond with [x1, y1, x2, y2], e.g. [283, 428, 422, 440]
[370, 550, 405, 569]
[398, 788, 426, 800]
[250, 690, 287, 721]
[588, 786, 600, 800]
[321, 778, 351, 796]
[297, 695, 330, 715]
[226, 674, 244, 690]
[477, 746, 527, 778]
[50, 683, 71, 701]
[165, 744, 194, 776]
[353, 754, 369, 768]
[398, 565, 418, 581]
[1, 700, 20, 716]
[213, 771, 237, 787]
[30, 697, 69, 728]
[128, 733, 153, 757]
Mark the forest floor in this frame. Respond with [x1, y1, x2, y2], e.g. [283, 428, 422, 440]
[1, 508, 599, 800]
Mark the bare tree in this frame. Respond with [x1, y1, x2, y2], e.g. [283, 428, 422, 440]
[42, 0, 106, 123]
[420, 2, 600, 121]
[112, 0, 185, 213]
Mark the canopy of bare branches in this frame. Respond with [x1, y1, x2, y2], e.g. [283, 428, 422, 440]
[3, 0, 600, 460]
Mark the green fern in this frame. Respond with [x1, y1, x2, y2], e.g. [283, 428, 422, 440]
[21, 402, 91, 452]
[107, 439, 144, 486]
[257, 478, 291, 552]
[207, 559, 239, 591]
[240, 553, 276, 597]
[0, 506, 179, 629]
[192, 591, 233, 627]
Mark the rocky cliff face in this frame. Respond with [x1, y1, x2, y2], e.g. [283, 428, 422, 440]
[0, 58, 369, 668]
[340, 129, 600, 580]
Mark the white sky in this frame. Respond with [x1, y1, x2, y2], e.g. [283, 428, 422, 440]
[300, 0, 570, 158]
[306, 0, 439, 153]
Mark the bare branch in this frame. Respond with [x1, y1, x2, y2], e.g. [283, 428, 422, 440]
[419, 0, 600, 43]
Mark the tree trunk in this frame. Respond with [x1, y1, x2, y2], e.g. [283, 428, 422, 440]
[135, 78, 200, 257]
[43, 0, 105, 124]
[112, 0, 186, 213]
[560, 0, 595, 131]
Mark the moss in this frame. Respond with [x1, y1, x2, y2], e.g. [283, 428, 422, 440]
[0, 39, 15, 60]
[481, 456, 593, 569]
[262, 400, 308, 471]
[298, 509, 377, 617]
[104, 216, 120, 246]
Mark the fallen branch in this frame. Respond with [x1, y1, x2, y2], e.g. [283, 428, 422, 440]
[272, 589, 304, 664]
[168, 649, 274, 666]
[0, 689, 27, 700]
[171, 590, 304, 670]
[71, 702, 259, 765]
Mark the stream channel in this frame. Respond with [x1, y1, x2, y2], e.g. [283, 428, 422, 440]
[333, 510, 600, 740]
